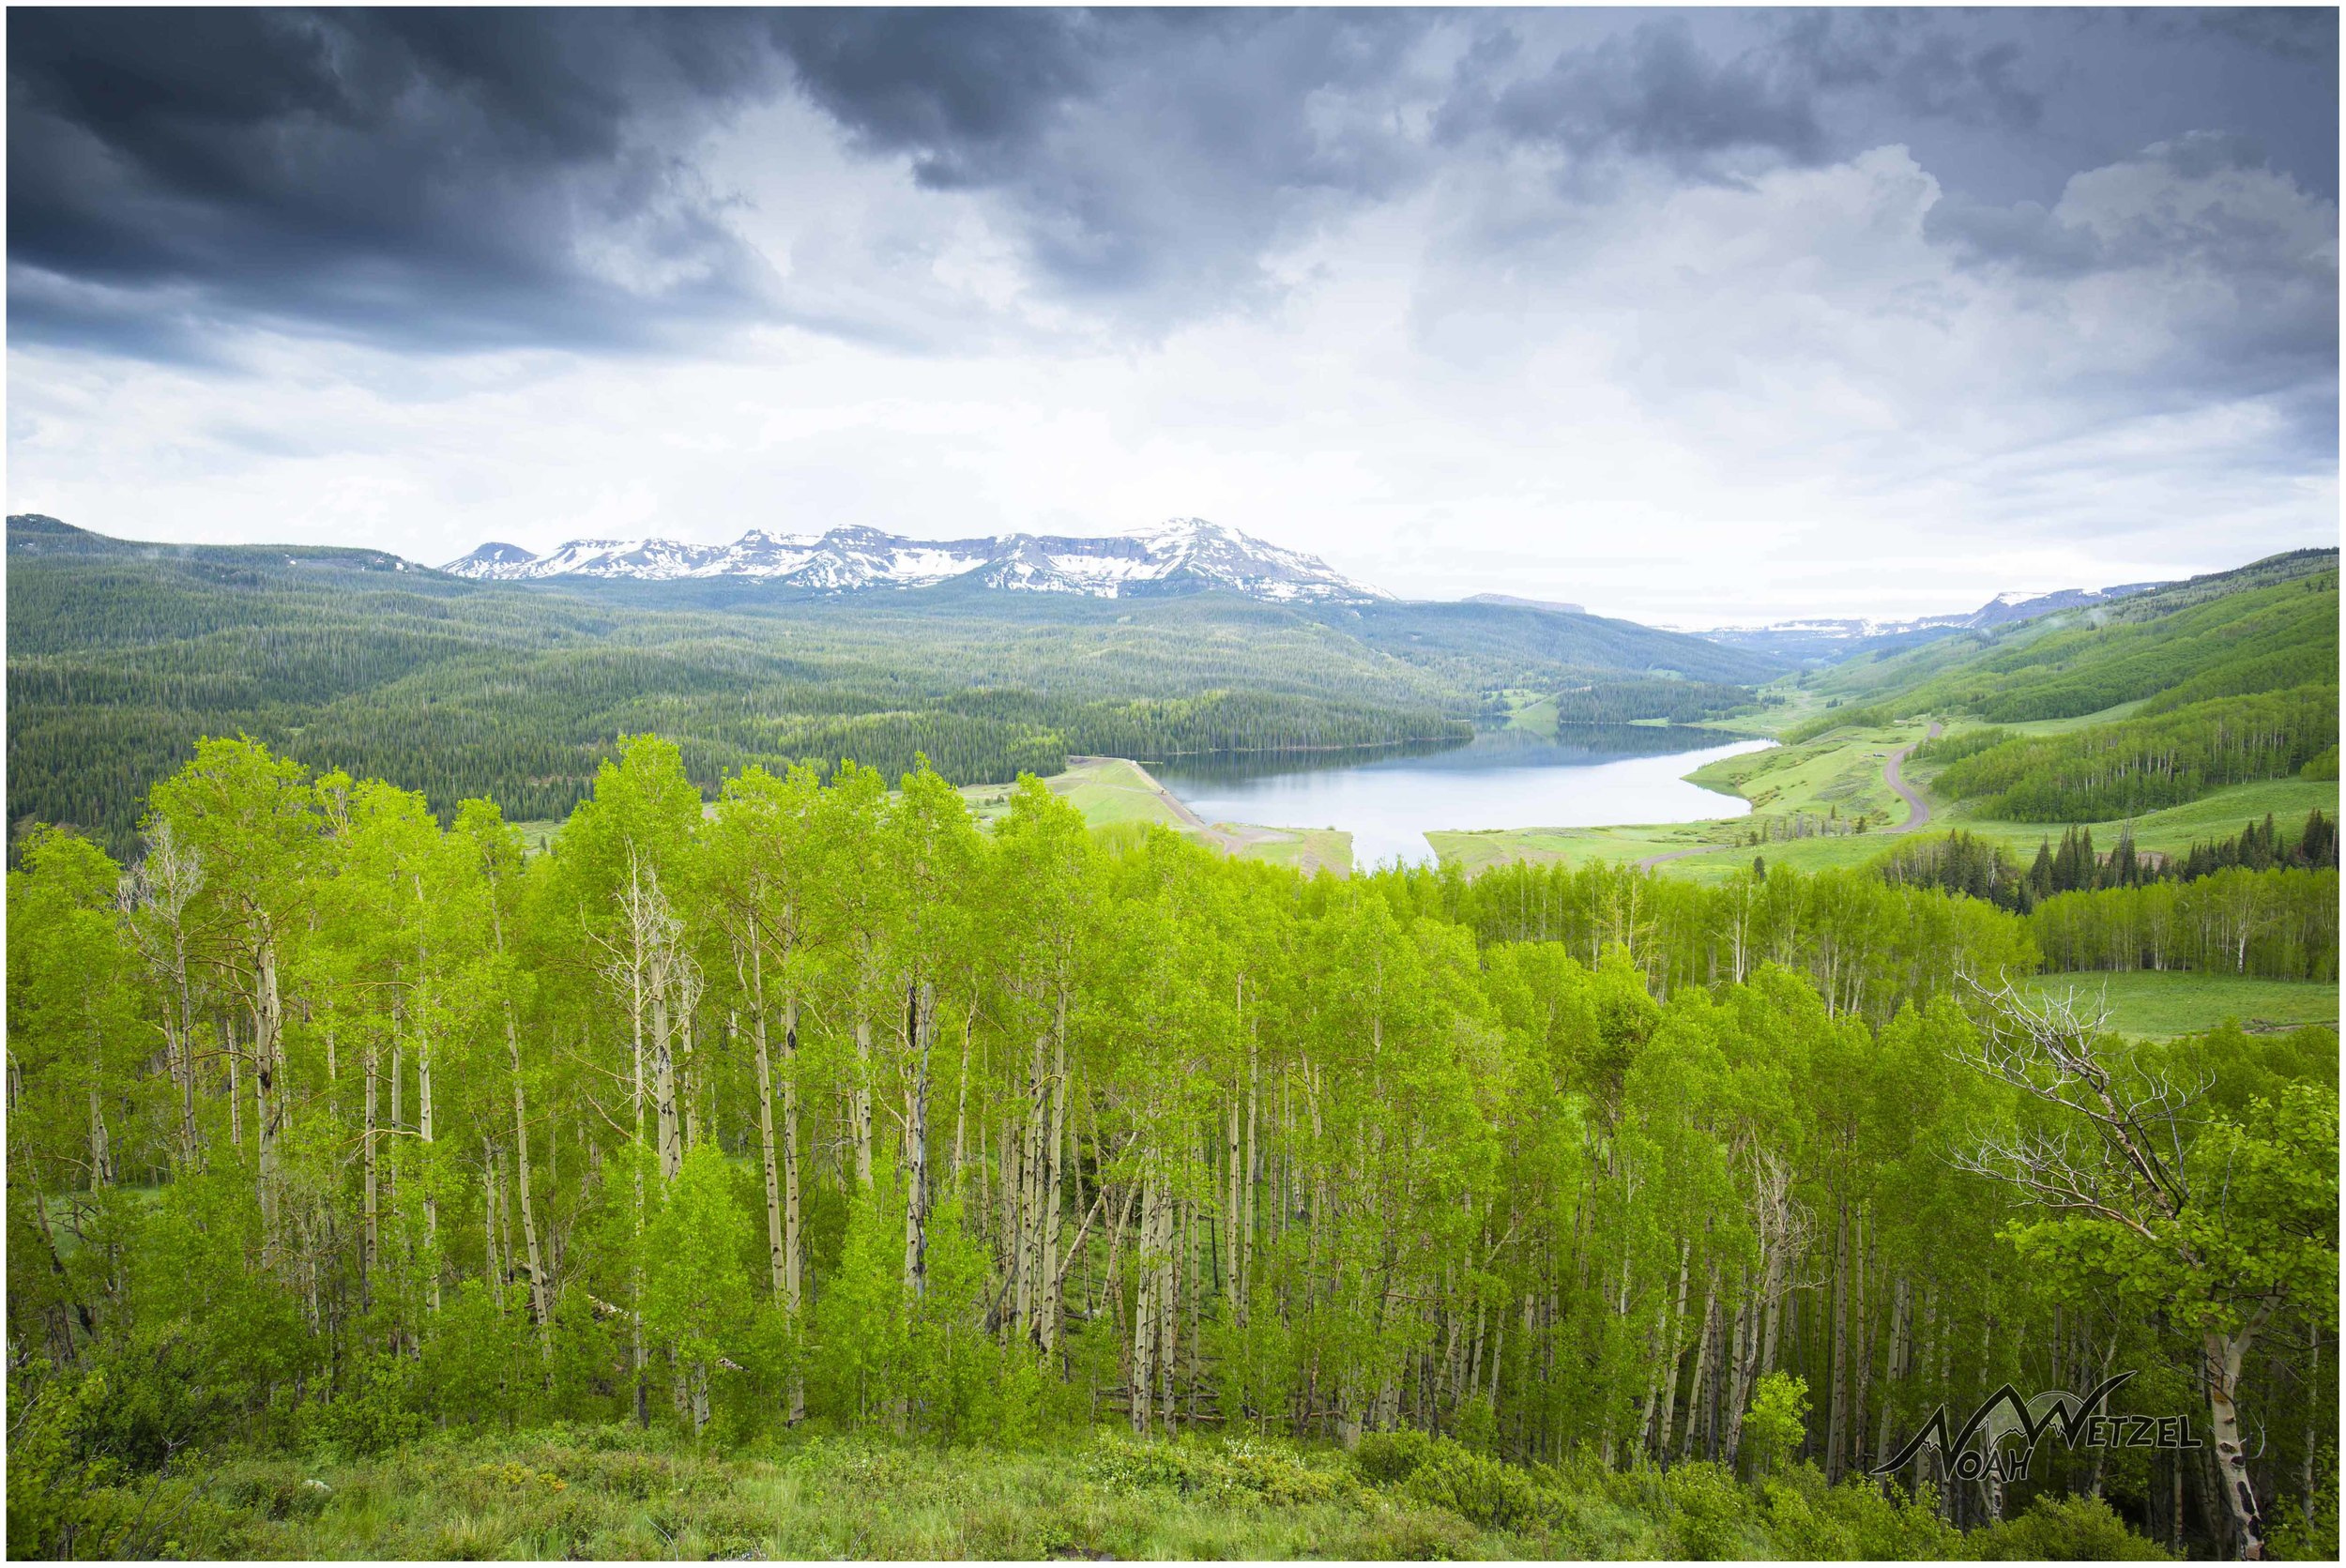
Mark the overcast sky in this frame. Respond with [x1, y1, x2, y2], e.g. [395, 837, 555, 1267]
[8, 7, 2338, 624]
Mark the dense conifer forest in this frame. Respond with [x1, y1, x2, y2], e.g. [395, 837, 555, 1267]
[8, 735, 2335, 1560]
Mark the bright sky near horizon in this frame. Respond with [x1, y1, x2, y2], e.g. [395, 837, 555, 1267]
[7, 7, 2338, 625]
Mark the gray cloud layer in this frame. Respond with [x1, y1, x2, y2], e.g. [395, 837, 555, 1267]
[12, 8, 2337, 353]
[9, 8, 787, 357]
[7, 8, 2336, 617]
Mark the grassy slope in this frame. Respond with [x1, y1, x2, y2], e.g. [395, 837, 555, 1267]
[1623, 779, 2341, 888]
[2018, 972, 2339, 1041]
[1683, 722, 1923, 822]
[1426, 722, 1925, 875]
[1805, 553, 2338, 720]
[993, 757, 1187, 829]
[1219, 825, 1354, 876]
[153, 1425, 2042, 1561]
[1427, 749, 2338, 882]
[964, 758, 1354, 875]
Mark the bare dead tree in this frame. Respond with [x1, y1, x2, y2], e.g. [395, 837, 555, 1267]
[117, 821, 206, 1171]
[1948, 973, 2277, 1560]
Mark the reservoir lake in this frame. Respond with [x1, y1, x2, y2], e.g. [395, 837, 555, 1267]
[1150, 725, 1775, 870]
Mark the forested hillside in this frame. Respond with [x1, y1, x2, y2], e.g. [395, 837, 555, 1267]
[1802, 552, 2337, 726]
[9, 736, 2334, 1560]
[1923, 687, 2338, 821]
[1784, 554, 2338, 832]
[6, 516, 1778, 856]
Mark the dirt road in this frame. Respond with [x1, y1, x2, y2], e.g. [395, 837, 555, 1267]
[1880, 721, 1943, 833]
[1633, 720, 1943, 870]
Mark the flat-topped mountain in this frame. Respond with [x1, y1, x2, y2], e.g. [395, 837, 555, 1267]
[1465, 592, 1587, 615]
[442, 517, 1387, 603]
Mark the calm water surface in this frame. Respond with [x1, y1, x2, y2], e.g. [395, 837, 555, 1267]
[1150, 726, 1774, 870]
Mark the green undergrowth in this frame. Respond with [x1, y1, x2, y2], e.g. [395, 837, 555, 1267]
[41, 1422, 2177, 1560]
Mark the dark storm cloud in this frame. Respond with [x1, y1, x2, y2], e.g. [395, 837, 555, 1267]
[8, 6, 1435, 353]
[1448, 19, 1828, 169]
[8, 7, 789, 356]
[1437, 9, 2044, 175]
[1766, 9, 2042, 131]
[769, 8, 1433, 307]
[2196, 7, 2337, 63]
[7, 7, 2338, 364]
[766, 7, 1110, 190]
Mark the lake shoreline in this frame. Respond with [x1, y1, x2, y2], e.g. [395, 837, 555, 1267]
[1148, 729, 1776, 870]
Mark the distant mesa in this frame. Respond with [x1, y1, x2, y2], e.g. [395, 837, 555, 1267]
[1464, 592, 1587, 616]
[438, 517, 1389, 604]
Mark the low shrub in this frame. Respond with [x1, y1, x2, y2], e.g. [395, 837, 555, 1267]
[1971, 1492, 2171, 1560]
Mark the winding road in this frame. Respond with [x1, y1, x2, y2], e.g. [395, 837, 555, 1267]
[1880, 721, 1942, 833]
[1633, 720, 1943, 871]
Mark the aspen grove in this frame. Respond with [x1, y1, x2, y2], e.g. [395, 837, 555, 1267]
[8, 736, 2336, 1558]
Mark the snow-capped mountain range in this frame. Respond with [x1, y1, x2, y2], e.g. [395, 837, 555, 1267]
[440, 518, 1387, 603]
[1697, 580, 2170, 661]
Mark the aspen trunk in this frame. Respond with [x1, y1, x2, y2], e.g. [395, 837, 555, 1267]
[680, 1016, 700, 1154]
[2303, 1334, 2322, 1536]
[1923, 1286, 1946, 1511]
[1655, 1241, 1697, 1461]
[2204, 1329, 2269, 1560]
[1827, 1196, 1849, 1481]
[362, 1034, 379, 1311]
[86, 1076, 112, 1193]
[169, 931, 200, 1167]
[782, 997, 805, 1422]
[1724, 1270, 1757, 1469]
[1851, 1212, 1872, 1474]
[904, 981, 933, 1297]
[782, 1000, 804, 1311]
[651, 989, 681, 1184]
[495, 1140, 518, 1312]
[254, 939, 286, 1228]
[1680, 1261, 1720, 1462]
[1875, 1273, 1911, 1472]
[483, 1139, 506, 1311]
[507, 1013, 549, 1344]
[1037, 1018, 1070, 1354]
[1241, 1040, 1258, 1326]
[1157, 1186, 1180, 1432]
[1012, 1032, 1044, 1332]
[416, 986, 439, 1313]
[1186, 1200, 1204, 1424]
[1130, 1171, 1158, 1437]
[631, 1004, 648, 1427]
[952, 1007, 971, 1187]
[1225, 974, 1247, 1334]
[852, 1015, 875, 1188]
[752, 989, 787, 1305]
